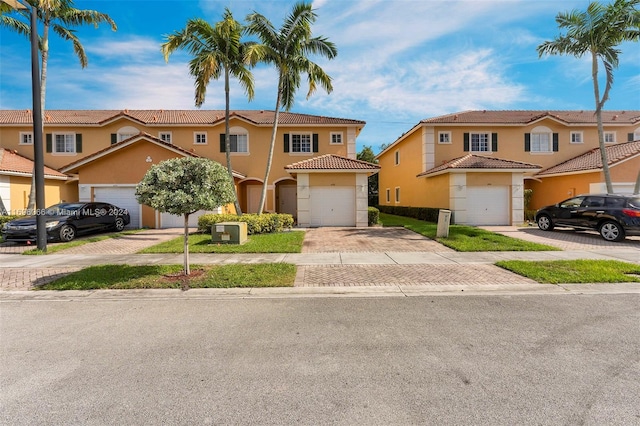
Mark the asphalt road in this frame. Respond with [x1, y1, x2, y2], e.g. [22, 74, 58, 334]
[1, 294, 639, 425]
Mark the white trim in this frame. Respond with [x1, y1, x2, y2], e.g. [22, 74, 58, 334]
[158, 131, 172, 144]
[52, 132, 76, 154]
[570, 131, 583, 144]
[438, 131, 452, 144]
[604, 131, 616, 143]
[469, 131, 492, 153]
[289, 131, 313, 153]
[395, 186, 400, 203]
[0, 170, 68, 180]
[330, 131, 343, 145]
[394, 149, 400, 166]
[385, 188, 390, 203]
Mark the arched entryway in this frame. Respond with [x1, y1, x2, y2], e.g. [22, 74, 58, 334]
[275, 178, 297, 219]
[238, 178, 263, 213]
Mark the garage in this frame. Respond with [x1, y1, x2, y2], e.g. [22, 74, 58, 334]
[93, 186, 141, 228]
[466, 186, 510, 225]
[310, 187, 355, 227]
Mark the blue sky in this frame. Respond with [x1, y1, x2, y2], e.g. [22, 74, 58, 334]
[1, 0, 639, 153]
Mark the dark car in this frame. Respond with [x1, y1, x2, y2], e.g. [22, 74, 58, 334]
[535, 194, 640, 242]
[2, 202, 130, 243]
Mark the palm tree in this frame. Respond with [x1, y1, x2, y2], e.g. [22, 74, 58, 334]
[245, 1, 337, 214]
[537, 0, 640, 194]
[1, 0, 116, 209]
[162, 8, 254, 215]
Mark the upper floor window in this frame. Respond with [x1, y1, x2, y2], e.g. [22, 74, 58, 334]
[470, 132, 490, 152]
[330, 132, 343, 145]
[19, 132, 33, 145]
[291, 133, 311, 153]
[220, 133, 248, 153]
[570, 132, 583, 144]
[394, 150, 400, 165]
[438, 131, 451, 144]
[54, 133, 76, 153]
[604, 131, 616, 143]
[116, 125, 139, 143]
[525, 126, 556, 153]
[159, 132, 172, 144]
[531, 132, 551, 152]
[194, 132, 207, 145]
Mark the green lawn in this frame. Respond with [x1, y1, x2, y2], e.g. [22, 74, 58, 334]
[39, 263, 297, 290]
[379, 213, 558, 252]
[496, 259, 640, 284]
[138, 231, 305, 254]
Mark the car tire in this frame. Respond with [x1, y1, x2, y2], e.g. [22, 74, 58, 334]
[537, 214, 554, 231]
[599, 221, 625, 242]
[114, 217, 125, 232]
[59, 224, 76, 242]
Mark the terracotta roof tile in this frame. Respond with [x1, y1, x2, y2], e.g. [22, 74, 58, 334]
[0, 148, 67, 178]
[420, 110, 640, 125]
[418, 154, 541, 177]
[0, 110, 365, 126]
[536, 140, 640, 176]
[285, 154, 380, 171]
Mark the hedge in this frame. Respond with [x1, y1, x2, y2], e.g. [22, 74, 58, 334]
[376, 205, 451, 223]
[367, 206, 379, 226]
[0, 215, 20, 227]
[198, 213, 294, 235]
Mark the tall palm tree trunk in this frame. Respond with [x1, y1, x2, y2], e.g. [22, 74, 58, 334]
[591, 52, 614, 194]
[258, 82, 283, 215]
[224, 66, 242, 215]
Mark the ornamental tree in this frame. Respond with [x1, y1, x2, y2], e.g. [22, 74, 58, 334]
[136, 157, 235, 275]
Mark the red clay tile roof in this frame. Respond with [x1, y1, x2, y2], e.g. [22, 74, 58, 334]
[285, 154, 380, 171]
[0, 109, 365, 126]
[0, 148, 68, 179]
[536, 140, 640, 176]
[420, 110, 640, 125]
[418, 154, 541, 177]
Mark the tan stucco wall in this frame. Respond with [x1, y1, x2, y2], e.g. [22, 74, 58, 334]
[7, 176, 73, 212]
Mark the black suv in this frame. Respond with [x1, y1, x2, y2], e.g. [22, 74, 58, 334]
[535, 194, 640, 242]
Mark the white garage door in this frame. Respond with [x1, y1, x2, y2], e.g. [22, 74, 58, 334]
[93, 186, 141, 228]
[161, 209, 220, 229]
[466, 186, 510, 225]
[310, 187, 355, 227]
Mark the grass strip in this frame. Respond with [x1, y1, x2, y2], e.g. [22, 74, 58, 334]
[496, 259, 640, 284]
[379, 213, 558, 252]
[138, 231, 305, 254]
[38, 263, 297, 290]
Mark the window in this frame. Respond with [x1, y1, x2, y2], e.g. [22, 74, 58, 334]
[470, 133, 490, 152]
[19, 132, 33, 145]
[54, 133, 76, 153]
[604, 132, 616, 143]
[570, 132, 583, 143]
[386, 188, 390, 203]
[229, 134, 248, 153]
[159, 132, 172, 144]
[291, 133, 311, 153]
[395, 187, 400, 203]
[559, 196, 585, 209]
[394, 150, 400, 165]
[330, 132, 343, 145]
[194, 132, 207, 145]
[438, 131, 451, 144]
[531, 132, 551, 152]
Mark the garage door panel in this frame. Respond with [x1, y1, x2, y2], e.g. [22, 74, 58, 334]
[93, 187, 140, 228]
[310, 187, 355, 227]
[467, 186, 509, 226]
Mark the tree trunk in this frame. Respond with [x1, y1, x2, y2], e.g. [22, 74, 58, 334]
[183, 213, 190, 276]
[591, 51, 613, 194]
[258, 79, 283, 215]
[224, 66, 242, 215]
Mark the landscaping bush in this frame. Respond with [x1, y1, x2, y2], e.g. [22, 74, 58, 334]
[198, 213, 294, 234]
[376, 205, 447, 223]
[0, 215, 20, 227]
[367, 206, 379, 226]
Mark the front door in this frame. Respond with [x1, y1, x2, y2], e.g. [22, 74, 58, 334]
[247, 185, 262, 213]
[279, 185, 297, 218]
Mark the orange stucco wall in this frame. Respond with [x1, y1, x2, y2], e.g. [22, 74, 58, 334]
[7, 176, 75, 212]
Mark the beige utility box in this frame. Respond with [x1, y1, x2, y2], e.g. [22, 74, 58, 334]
[211, 222, 248, 244]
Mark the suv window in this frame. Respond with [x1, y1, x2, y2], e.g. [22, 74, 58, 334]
[559, 197, 584, 208]
[605, 197, 626, 208]
[629, 197, 640, 209]
[582, 196, 605, 208]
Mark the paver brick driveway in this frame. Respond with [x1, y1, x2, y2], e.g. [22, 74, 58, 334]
[302, 227, 451, 253]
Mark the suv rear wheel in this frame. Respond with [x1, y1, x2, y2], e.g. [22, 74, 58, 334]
[599, 220, 625, 242]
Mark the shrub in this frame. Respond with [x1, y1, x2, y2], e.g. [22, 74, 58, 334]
[367, 206, 379, 226]
[0, 215, 20, 227]
[198, 213, 294, 235]
[377, 205, 447, 223]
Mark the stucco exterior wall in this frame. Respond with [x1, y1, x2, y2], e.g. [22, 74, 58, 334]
[6, 176, 72, 212]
